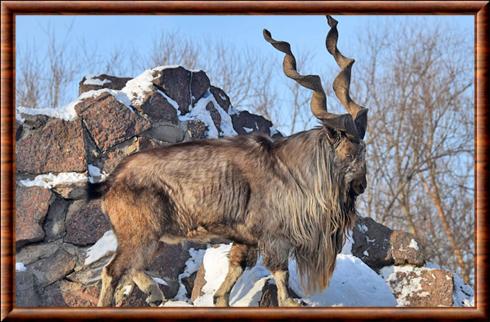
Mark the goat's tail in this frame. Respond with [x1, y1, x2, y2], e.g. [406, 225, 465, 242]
[87, 181, 110, 200]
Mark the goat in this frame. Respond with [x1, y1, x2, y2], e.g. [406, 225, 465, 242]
[90, 15, 368, 307]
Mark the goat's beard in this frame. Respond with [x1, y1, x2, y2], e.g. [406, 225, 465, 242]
[285, 141, 358, 295]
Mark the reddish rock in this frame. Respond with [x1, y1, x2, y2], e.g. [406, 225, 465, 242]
[390, 230, 425, 266]
[41, 280, 100, 307]
[381, 266, 453, 307]
[210, 86, 231, 112]
[64, 199, 111, 246]
[141, 92, 179, 124]
[79, 74, 132, 95]
[16, 185, 53, 247]
[185, 120, 208, 140]
[76, 94, 151, 152]
[99, 137, 140, 174]
[231, 110, 272, 136]
[16, 118, 87, 174]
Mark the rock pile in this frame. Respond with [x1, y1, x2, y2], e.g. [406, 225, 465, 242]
[15, 66, 472, 308]
[15, 66, 275, 307]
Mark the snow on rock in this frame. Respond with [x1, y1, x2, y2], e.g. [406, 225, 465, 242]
[380, 265, 455, 307]
[340, 230, 353, 255]
[83, 76, 111, 86]
[84, 230, 118, 266]
[16, 262, 27, 272]
[193, 244, 232, 306]
[189, 243, 396, 307]
[180, 91, 237, 138]
[19, 172, 88, 189]
[174, 247, 206, 301]
[453, 274, 474, 307]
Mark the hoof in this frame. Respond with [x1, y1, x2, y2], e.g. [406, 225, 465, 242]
[279, 297, 304, 307]
[213, 295, 229, 307]
[146, 286, 165, 307]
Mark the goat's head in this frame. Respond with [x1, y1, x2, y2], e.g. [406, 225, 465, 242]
[264, 15, 368, 197]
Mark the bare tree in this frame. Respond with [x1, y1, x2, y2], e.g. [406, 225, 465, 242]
[353, 18, 474, 283]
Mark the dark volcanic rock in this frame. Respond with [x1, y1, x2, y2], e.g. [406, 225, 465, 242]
[352, 216, 425, 271]
[146, 243, 190, 299]
[153, 67, 210, 115]
[231, 110, 273, 136]
[64, 199, 111, 246]
[16, 185, 53, 247]
[29, 248, 76, 287]
[141, 92, 179, 124]
[16, 118, 87, 174]
[210, 86, 231, 112]
[16, 271, 41, 307]
[79, 74, 132, 94]
[41, 280, 100, 307]
[76, 94, 151, 152]
[206, 102, 222, 133]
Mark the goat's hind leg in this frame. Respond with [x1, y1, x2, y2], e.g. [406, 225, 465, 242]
[98, 252, 131, 307]
[213, 243, 249, 307]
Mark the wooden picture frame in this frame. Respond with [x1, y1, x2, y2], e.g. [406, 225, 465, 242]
[1, 1, 488, 320]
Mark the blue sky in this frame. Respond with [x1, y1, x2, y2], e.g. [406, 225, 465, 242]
[15, 15, 474, 132]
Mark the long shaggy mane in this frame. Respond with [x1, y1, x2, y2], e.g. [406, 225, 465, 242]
[276, 131, 357, 294]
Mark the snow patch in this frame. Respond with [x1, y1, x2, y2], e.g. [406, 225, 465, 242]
[289, 255, 397, 307]
[19, 172, 87, 189]
[83, 76, 112, 86]
[340, 230, 353, 255]
[87, 164, 107, 183]
[152, 277, 169, 286]
[84, 230, 118, 266]
[243, 127, 254, 133]
[120, 68, 157, 107]
[193, 244, 232, 306]
[180, 91, 237, 139]
[408, 239, 419, 251]
[453, 274, 474, 307]
[16, 262, 27, 272]
[174, 247, 206, 301]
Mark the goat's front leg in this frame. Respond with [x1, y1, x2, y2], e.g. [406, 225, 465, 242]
[272, 270, 302, 307]
[213, 243, 249, 306]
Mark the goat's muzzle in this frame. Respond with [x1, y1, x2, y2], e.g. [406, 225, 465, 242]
[350, 177, 367, 196]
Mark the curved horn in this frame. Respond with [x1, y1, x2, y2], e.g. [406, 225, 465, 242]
[325, 15, 368, 139]
[263, 29, 359, 138]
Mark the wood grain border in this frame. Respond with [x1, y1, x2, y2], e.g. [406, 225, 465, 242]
[1, 1, 488, 321]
